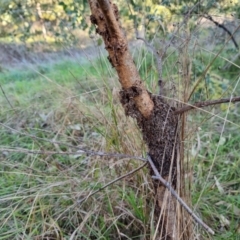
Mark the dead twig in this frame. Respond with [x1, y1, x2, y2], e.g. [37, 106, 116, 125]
[174, 96, 240, 115]
[161, 0, 204, 57]
[0, 147, 147, 162]
[77, 162, 148, 203]
[147, 154, 215, 235]
[0, 123, 147, 161]
[0, 84, 15, 111]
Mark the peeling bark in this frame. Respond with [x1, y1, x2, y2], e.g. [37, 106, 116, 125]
[87, 1, 188, 239]
[88, 0, 154, 118]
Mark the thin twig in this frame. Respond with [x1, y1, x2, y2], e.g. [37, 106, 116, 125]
[188, 23, 240, 101]
[147, 154, 215, 235]
[161, 0, 204, 57]
[203, 14, 238, 49]
[137, 0, 204, 97]
[174, 96, 240, 115]
[221, 52, 240, 70]
[137, 37, 166, 97]
[136, 37, 163, 80]
[0, 123, 146, 161]
[0, 147, 147, 162]
[0, 84, 15, 110]
[77, 162, 148, 203]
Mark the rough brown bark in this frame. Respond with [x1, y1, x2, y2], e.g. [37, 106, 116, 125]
[88, 0, 154, 118]
[87, 1, 186, 239]
[121, 93, 179, 239]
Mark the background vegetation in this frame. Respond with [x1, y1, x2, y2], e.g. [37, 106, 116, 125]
[0, 0, 240, 239]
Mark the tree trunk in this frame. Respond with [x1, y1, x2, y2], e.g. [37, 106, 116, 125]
[87, 1, 191, 239]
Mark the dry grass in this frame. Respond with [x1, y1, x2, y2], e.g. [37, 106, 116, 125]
[0, 47, 156, 239]
[0, 15, 240, 239]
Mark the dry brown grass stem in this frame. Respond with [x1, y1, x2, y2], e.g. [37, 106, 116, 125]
[188, 23, 240, 101]
[77, 162, 147, 204]
[0, 122, 145, 159]
[0, 83, 15, 110]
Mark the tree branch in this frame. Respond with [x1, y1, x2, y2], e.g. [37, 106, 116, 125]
[203, 14, 239, 49]
[174, 96, 240, 115]
[77, 162, 147, 203]
[147, 154, 215, 235]
[88, 0, 154, 118]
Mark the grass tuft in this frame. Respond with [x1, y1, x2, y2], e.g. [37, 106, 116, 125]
[0, 23, 240, 239]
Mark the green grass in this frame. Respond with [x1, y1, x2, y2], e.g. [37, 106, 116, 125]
[0, 52, 151, 239]
[0, 34, 240, 239]
[192, 123, 240, 239]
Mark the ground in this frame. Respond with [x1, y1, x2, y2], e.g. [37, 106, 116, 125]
[0, 17, 240, 239]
